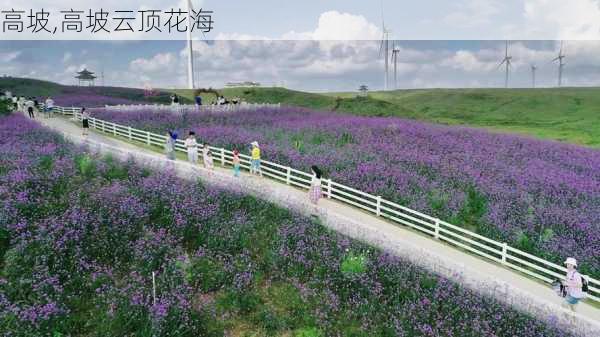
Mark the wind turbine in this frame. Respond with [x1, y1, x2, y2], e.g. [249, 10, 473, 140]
[391, 41, 400, 90]
[531, 64, 537, 88]
[379, 1, 390, 91]
[186, 0, 196, 89]
[497, 41, 512, 88]
[553, 41, 566, 87]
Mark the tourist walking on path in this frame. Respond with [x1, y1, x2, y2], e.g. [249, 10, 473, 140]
[184, 131, 199, 164]
[232, 149, 241, 177]
[309, 165, 323, 206]
[45, 97, 54, 118]
[17, 96, 25, 113]
[203, 146, 214, 170]
[81, 108, 90, 136]
[562, 257, 586, 312]
[26, 98, 35, 119]
[165, 131, 177, 160]
[250, 141, 262, 177]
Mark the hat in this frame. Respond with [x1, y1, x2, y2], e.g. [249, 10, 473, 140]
[564, 257, 577, 267]
[251, 141, 259, 148]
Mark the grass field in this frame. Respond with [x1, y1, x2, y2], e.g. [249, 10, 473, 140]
[3, 78, 600, 147]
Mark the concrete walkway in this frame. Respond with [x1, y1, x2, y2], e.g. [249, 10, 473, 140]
[35, 114, 600, 335]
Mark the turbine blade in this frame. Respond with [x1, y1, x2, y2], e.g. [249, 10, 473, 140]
[497, 59, 507, 69]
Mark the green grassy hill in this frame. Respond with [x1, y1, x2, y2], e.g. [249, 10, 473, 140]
[332, 88, 600, 147]
[174, 86, 600, 147]
[3, 77, 600, 147]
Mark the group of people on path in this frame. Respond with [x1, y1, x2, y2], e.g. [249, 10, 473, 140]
[3, 92, 55, 119]
[165, 131, 324, 207]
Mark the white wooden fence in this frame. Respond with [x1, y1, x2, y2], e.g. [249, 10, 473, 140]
[53, 105, 600, 304]
[103, 102, 281, 113]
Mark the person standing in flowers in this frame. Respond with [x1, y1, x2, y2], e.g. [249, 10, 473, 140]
[309, 165, 323, 206]
[232, 149, 241, 177]
[81, 108, 90, 136]
[165, 131, 177, 160]
[203, 146, 214, 170]
[184, 131, 199, 164]
[250, 141, 262, 177]
[562, 257, 586, 312]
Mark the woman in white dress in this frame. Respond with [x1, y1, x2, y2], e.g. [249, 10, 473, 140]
[184, 131, 198, 164]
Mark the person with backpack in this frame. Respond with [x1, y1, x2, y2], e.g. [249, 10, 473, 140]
[561, 257, 587, 311]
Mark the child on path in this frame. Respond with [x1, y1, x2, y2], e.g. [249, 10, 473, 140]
[232, 149, 241, 177]
[250, 141, 262, 177]
[184, 131, 198, 164]
[203, 146, 214, 170]
[165, 131, 177, 160]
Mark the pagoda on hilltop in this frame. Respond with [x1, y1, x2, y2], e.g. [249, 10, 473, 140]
[75, 69, 97, 86]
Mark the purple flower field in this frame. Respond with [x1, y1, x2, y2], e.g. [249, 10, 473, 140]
[0, 113, 579, 336]
[52, 94, 138, 107]
[92, 107, 600, 278]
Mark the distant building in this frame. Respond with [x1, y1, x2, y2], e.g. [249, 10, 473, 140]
[75, 69, 97, 86]
[225, 81, 261, 88]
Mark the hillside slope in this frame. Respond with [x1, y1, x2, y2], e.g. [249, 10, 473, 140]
[3, 78, 600, 147]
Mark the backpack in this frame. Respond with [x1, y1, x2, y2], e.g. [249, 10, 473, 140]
[581, 275, 589, 293]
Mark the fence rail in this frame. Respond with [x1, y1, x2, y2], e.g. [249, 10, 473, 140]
[102, 102, 281, 113]
[52, 105, 600, 303]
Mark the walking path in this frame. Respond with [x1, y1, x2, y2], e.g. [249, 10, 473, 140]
[36, 114, 600, 335]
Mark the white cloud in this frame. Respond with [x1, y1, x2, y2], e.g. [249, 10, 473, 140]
[441, 50, 497, 72]
[0, 51, 20, 62]
[443, 0, 502, 28]
[130, 53, 177, 73]
[309, 11, 381, 40]
[522, 0, 600, 39]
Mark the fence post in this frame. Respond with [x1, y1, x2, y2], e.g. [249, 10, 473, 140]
[286, 167, 291, 185]
[146, 131, 151, 145]
[327, 179, 333, 199]
[221, 148, 225, 166]
[128, 126, 132, 140]
[376, 196, 382, 216]
[434, 219, 440, 240]
[501, 243, 508, 264]
[152, 271, 157, 306]
[112, 123, 117, 136]
[101, 120, 106, 133]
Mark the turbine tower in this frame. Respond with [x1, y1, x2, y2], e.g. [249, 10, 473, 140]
[186, 0, 196, 89]
[379, 1, 390, 91]
[391, 42, 400, 90]
[531, 64, 537, 88]
[553, 41, 566, 87]
[497, 41, 512, 88]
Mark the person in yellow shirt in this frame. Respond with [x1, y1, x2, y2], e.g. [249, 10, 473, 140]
[250, 141, 262, 177]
